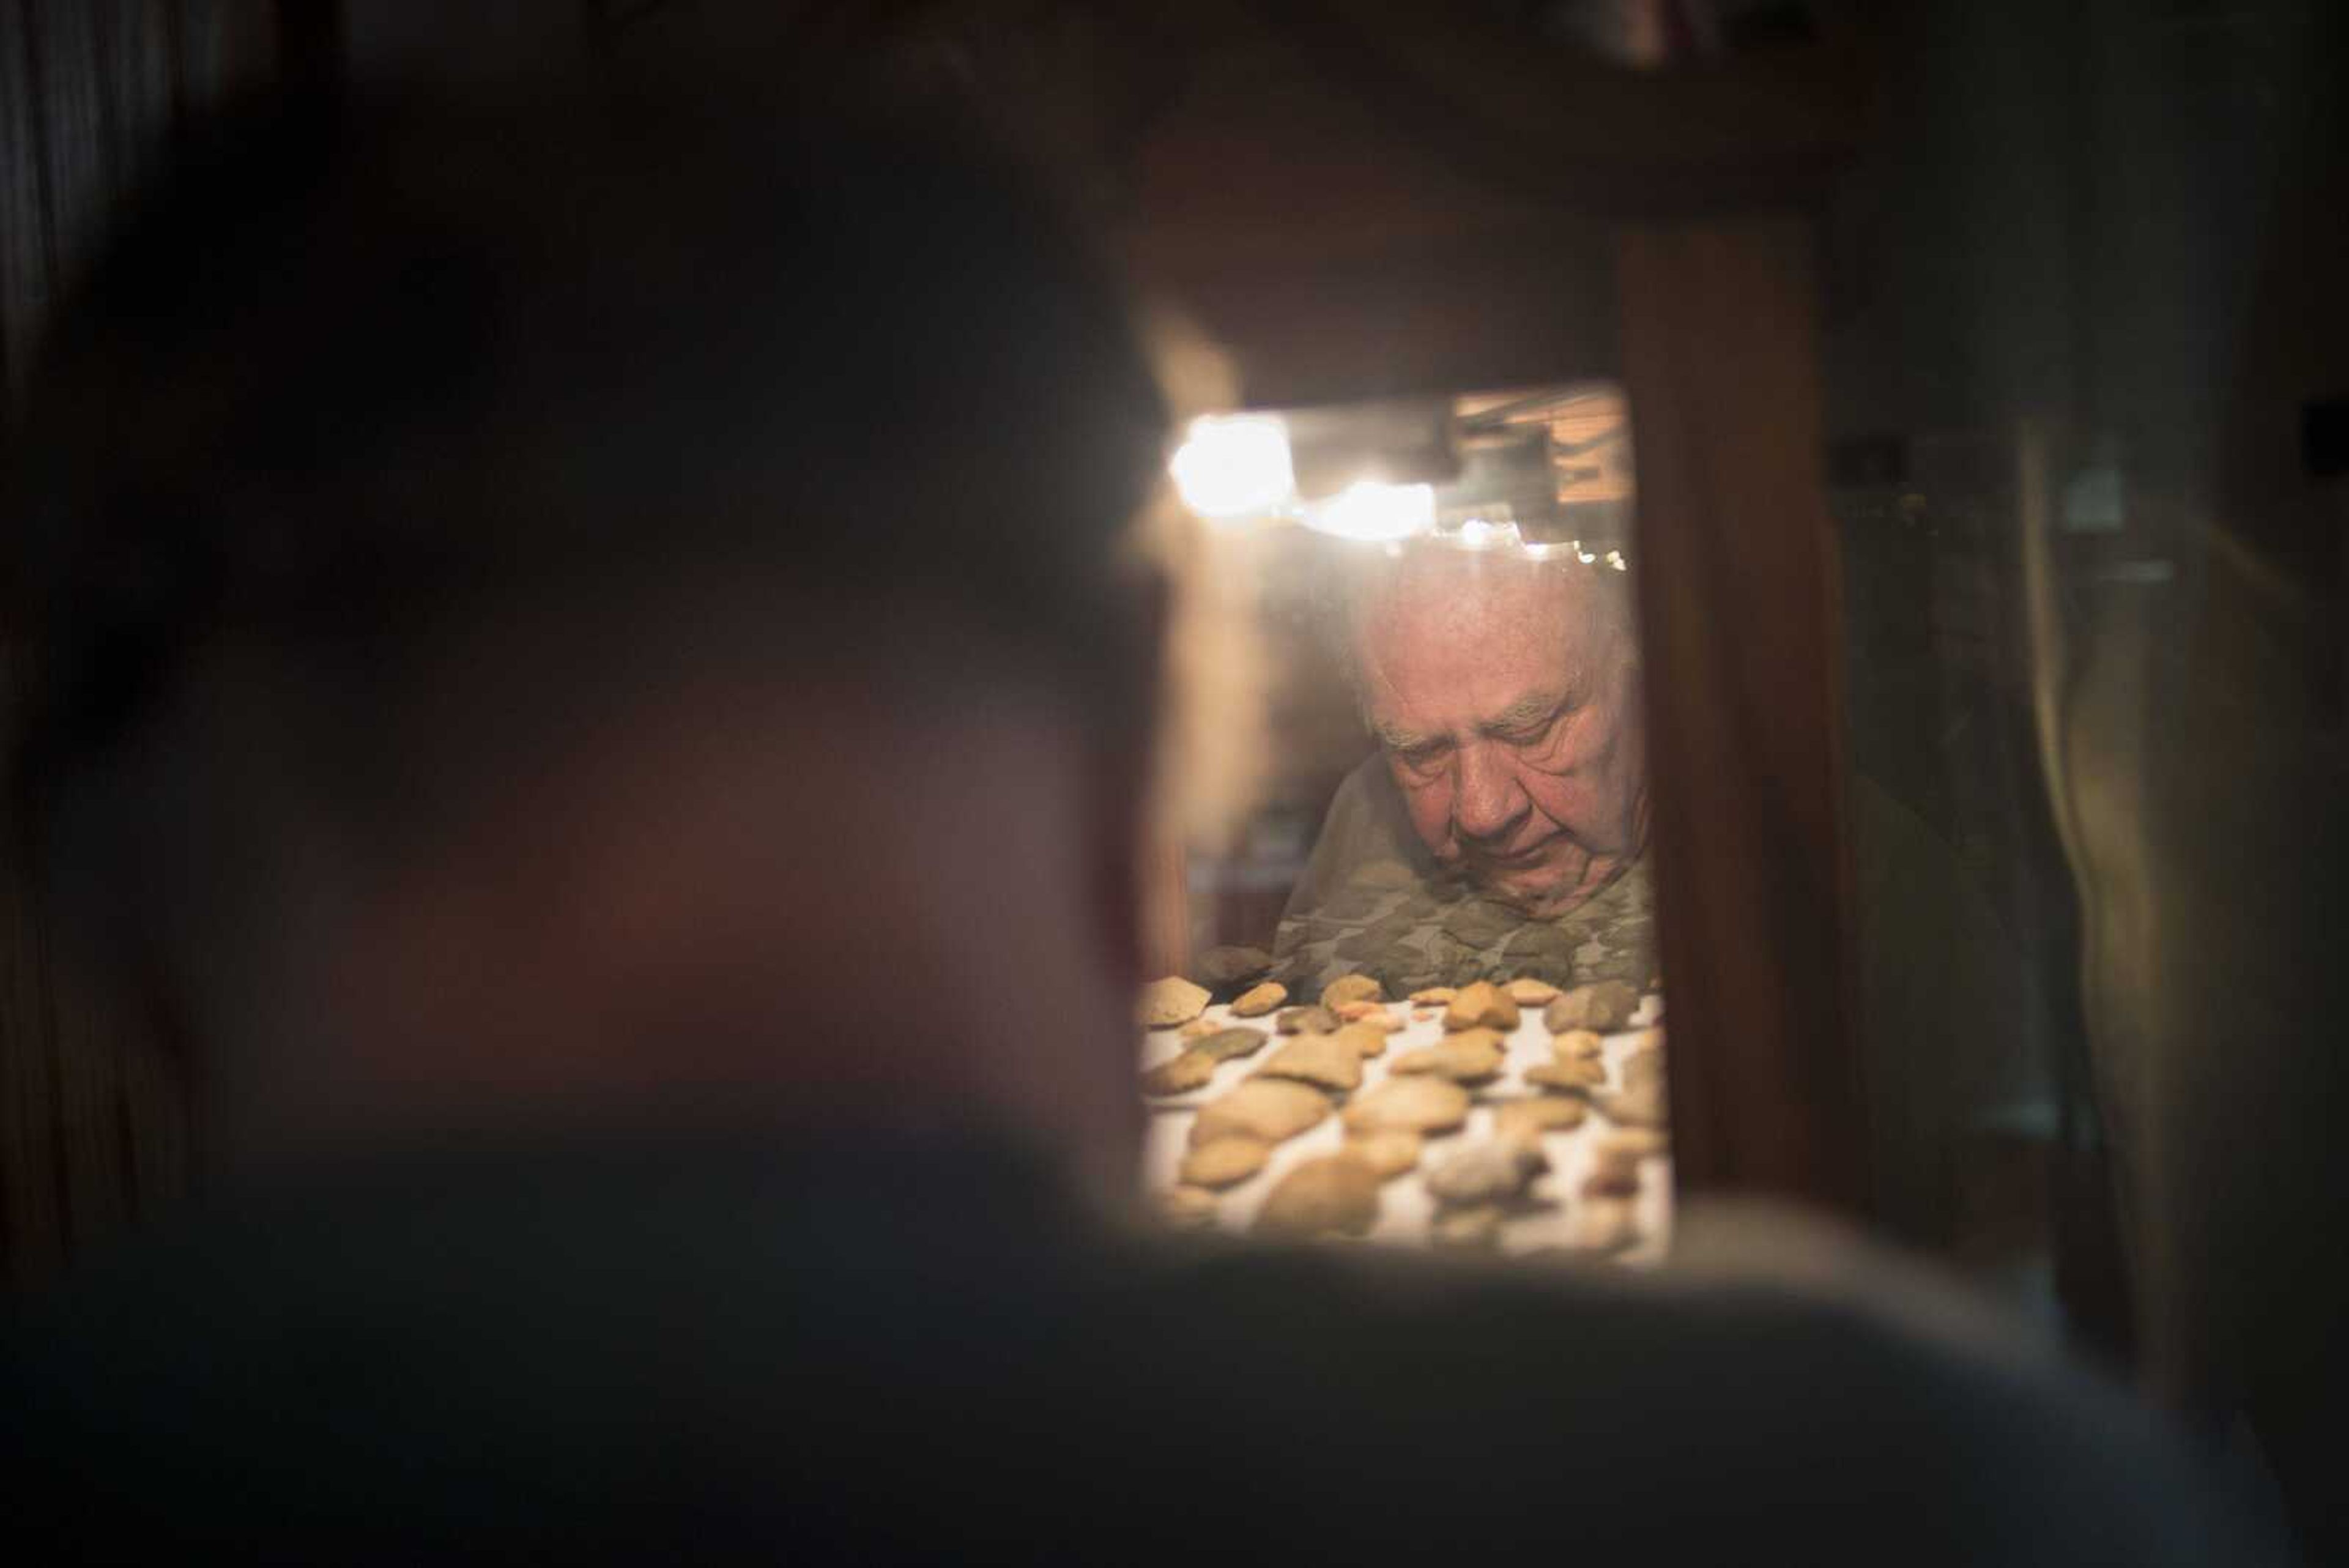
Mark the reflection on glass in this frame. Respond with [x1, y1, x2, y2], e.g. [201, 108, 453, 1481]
[1137, 385, 1669, 1260]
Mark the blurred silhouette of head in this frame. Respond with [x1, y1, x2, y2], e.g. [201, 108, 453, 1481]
[6, 80, 1168, 1174]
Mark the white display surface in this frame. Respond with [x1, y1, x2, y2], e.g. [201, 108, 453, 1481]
[1140, 994, 1670, 1262]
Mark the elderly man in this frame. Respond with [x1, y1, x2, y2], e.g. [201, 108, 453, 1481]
[1275, 544, 1657, 995]
[1276, 531, 2059, 1254]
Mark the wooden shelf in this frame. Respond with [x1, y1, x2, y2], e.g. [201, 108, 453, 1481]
[1121, 7, 1873, 401]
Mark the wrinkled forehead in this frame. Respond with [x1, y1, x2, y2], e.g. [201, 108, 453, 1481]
[1350, 552, 1625, 686]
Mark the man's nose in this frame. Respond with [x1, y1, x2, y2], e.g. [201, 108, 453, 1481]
[1452, 742, 1531, 844]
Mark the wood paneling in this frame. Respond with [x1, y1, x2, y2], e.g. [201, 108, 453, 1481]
[1615, 215, 1869, 1213]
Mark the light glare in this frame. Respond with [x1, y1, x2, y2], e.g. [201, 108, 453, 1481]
[1451, 518, 1524, 551]
[1168, 415, 1294, 519]
[1305, 480, 1435, 542]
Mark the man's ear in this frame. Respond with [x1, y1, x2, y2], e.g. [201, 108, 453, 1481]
[1084, 568, 1171, 995]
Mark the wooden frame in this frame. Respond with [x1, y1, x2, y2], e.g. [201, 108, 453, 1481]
[1118, 5, 1874, 1217]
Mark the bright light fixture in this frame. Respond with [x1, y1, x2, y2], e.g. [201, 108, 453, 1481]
[1168, 414, 1294, 519]
[1452, 518, 1524, 551]
[1304, 480, 1435, 542]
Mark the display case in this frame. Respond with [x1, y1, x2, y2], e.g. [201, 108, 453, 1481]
[1114, 3, 1873, 1238]
[1135, 385, 1669, 1252]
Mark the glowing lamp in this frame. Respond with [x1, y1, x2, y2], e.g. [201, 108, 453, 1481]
[1304, 481, 1435, 542]
[1168, 415, 1294, 519]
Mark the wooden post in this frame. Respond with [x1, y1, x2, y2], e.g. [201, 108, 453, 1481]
[1614, 215, 1871, 1217]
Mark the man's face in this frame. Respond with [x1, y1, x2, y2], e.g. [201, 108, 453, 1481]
[1351, 553, 1649, 916]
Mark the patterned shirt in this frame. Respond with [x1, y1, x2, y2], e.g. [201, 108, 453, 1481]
[1271, 755, 1658, 998]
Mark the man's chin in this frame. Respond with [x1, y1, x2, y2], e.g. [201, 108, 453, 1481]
[1477, 866, 1581, 918]
[1475, 855, 1620, 918]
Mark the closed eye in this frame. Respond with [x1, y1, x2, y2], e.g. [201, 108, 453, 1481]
[1484, 700, 1568, 748]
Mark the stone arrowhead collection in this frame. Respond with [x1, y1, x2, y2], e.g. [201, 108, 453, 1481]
[1138, 968, 1671, 1253]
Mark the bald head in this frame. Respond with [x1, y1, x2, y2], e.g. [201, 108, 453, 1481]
[1348, 548, 1648, 915]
